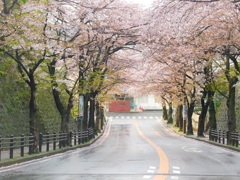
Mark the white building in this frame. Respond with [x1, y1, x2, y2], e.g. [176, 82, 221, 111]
[133, 95, 162, 111]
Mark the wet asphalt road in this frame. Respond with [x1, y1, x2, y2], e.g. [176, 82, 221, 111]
[1, 111, 240, 180]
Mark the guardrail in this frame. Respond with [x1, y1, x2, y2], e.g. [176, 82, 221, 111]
[0, 128, 95, 161]
[209, 129, 228, 144]
[231, 131, 240, 147]
[0, 134, 34, 160]
[209, 129, 240, 147]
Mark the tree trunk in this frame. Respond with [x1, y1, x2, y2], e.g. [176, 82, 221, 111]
[100, 106, 105, 130]
[52, 87, 66, 130]
[95, 101, 101, 133]
[167, 102, 173, 124]
[29, 73, 38, 152]
[175, 104, 183, 131]
[225, 54, 237, 143]
[162, 103, 168, 120]
[48, 61, 67, 132]
[64, 91, 74, 133]
[187, 101, 194, 135]
[197, 90, 209, 137]
[207, 91, 216, 132]
[227, 77, 237, 143]
[83, 94, 89, 130]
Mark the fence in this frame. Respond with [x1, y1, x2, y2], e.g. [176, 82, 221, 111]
[209, 129, 240, 147]
[231, 131, 240, 147]
[0, 128, 94, 161]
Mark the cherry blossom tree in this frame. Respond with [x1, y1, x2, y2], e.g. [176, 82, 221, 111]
[0, 0, 54, 151]
[136, 0, 240, 137]
[179, 0, 240, 137]
[72, 0, 142, 131]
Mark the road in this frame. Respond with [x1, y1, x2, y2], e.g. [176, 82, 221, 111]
[0, 111, 240, 180]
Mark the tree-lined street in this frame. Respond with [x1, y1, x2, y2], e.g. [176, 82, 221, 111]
[1, 0, 240, 179]
[1, 111, 240, 180]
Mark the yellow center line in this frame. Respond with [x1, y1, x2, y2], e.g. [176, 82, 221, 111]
[133, 118, 169, 180]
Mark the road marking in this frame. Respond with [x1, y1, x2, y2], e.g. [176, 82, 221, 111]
[143, 175, 152, 179]
[134, 119, 169, 180]
[171, 166, 180, 180]
[182, 146, 202, 153]
[108, 115, 161, 121]
[173, 170, 180, 174]
[143, 166, 157, 179]
[148, 170, 155, 173]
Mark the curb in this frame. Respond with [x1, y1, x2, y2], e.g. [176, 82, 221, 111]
[163, 120, 240, 153]
[184, 135, 240, 153]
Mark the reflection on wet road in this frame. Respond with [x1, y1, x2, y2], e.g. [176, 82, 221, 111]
[1, 111, 240, 180]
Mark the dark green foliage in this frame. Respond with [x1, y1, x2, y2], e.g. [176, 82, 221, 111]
[0, 62, 29, 136]
[36, 86, 61, 134]
[0, 61, 63, 136]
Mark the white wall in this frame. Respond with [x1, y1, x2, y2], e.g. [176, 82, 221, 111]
[134, 95, 162, 110]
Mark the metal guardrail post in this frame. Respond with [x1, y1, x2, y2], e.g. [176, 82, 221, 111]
[78, 131, 80, 145]
[59, 131, 62, 149]
[92, 128, 94, 139]
[74, 131, 76, 146]
[232, 132, 235, 147]
[209, 129, 212, 141]
[218, 130, 221, 143]
[0, 135, 2, 161]
[46, 132, 50, 151]
[87, 129, 89, 142]
[236, 134, 239, 147]
[69, 131, 73, 147]
[62, 132, 65, 147]
[227, 131, 230, 145]
[53, 132, 56, 150]
[223, 131, 225, 144]
[20, 134, 24, 157]
[29, 133, 33, 155]
[39, 133, 43, 152]
[63, 132, 68, 147]
[10, 135, 14, 159]
[79, 131, 83, 144]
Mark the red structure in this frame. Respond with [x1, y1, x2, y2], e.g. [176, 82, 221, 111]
[109, 101, 130, 112]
